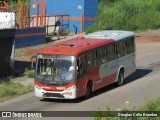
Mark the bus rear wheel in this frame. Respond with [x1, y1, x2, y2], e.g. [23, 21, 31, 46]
[117, 71, 124, 86]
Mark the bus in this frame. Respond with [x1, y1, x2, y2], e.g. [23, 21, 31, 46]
[33, 30, 136, 99]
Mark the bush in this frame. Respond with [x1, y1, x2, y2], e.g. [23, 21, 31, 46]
[27, 70, 35, 78]
[0, 81, 33, 102]
[145, 97, 160, 111]
[86, 0, 160, 33]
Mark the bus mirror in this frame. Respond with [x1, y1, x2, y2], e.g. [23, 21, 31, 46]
[30, 55, 36, 69]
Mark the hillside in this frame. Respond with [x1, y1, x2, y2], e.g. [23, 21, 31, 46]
[86, 0, 160, 33]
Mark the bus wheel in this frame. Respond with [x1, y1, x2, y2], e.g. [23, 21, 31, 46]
[85, 84, 92, 99]
[117, 71, 124, 86]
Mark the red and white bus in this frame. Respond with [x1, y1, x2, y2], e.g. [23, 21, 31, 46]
[34, 30, 136, 99]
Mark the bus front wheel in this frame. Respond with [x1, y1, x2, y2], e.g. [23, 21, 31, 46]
[84, 84, 92, 99]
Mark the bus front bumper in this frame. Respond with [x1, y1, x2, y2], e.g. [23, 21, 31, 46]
[34, 85, 76, 99]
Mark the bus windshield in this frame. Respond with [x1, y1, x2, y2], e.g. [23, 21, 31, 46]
[35, 54, 75, 85]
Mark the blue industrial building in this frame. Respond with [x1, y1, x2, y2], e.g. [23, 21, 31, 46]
[30, 0, 98, 33]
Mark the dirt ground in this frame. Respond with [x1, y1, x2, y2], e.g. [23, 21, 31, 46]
[15, 29, 160, 62]
[136, 29, 160, 43]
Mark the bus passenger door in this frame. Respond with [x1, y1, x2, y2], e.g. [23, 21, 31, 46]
[76, 55, 86, 98]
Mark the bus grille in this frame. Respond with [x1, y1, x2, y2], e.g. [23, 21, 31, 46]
[43, 93, 65, 98]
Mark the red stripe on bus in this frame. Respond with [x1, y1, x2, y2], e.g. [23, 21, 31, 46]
[34, 80, 76, 91]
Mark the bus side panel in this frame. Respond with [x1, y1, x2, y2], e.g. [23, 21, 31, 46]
[85, 66, 100, 92]
[76, 66, 100, 98]
[117, 53, 136, 79]
[94, 60, 119, 91]
[76, 76, 87, 98]
[94, 73, 117, 91]
[125, 53, 136, 77]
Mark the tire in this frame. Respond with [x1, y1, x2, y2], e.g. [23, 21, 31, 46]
[84, 84, 92, 99]
[117, 71, 124, 86]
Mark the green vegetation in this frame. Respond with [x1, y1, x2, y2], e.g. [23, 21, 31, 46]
[24, 68, 35, 78]
[27, 70, 35, 78]
[86, 0, 160, 33]
[142, 97, 160, 111]
[0, 81, 33, 102]
[94, 97, 160, 120]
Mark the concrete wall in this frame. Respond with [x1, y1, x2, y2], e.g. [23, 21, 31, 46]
[0, 29, 15, 78]
[30, 0, 98, 33]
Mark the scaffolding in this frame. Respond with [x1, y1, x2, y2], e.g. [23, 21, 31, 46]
[0, 0, 70, 35]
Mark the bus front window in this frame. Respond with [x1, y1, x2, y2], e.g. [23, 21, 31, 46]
[35, 54, 75, 84]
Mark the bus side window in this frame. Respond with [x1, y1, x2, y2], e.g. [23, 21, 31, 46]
[86, 51, 95, 69]
[120, 41, 126, 56]
[126, 37, 135, 54]
[96, 47, 106, 65]
[77, 55, 85, 78]
[116, 41, 126, 58]
[107, 44, 115, 61]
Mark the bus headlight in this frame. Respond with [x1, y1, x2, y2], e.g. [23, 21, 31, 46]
[65, 85, 75, 91]
[35, 85, 41, 90]
[63, 85, 75, 96]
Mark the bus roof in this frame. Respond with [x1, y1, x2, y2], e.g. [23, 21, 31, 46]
[85, 30, 135, 41]
[38, 37, 114, 56]
[38, 30, 134, 56]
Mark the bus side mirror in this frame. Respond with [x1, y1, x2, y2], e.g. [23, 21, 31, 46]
[30, 55, 36, 70]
